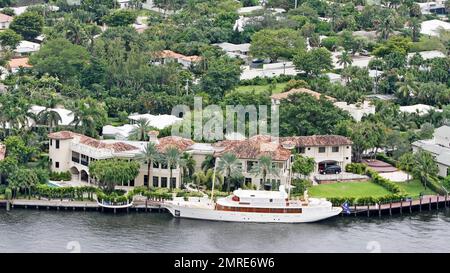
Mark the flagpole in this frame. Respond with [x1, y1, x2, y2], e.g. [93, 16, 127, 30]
[210, 157, 219, 204]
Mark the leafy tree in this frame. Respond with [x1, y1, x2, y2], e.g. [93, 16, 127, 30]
[37, 109, 62, 133]
[200, 56, 241, 100]
[29, 38, 90, 83]
[217, 152, 242, 192]
[103, 10, 137, 27]
[9, 12, 44, 40]
[0, 29, 22, 50]
[250, 28, 306, 62]
[280, 93, 351, 136]
[4, 136, 37, 164]
[292, 154, 315, 179]
[89, 159, 140, 193]
[8, 167, 39, 199]
[293, 48, 333, 77]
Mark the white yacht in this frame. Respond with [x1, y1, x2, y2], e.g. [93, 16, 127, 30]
[163, 186, 342, 223]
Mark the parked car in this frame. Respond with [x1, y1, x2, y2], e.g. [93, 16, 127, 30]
[320, 165, 342, 174]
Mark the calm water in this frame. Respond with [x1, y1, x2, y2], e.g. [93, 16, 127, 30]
[1, 209, 450, 253]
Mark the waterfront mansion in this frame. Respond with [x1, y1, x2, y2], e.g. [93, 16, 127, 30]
[48, 131, 352, 189]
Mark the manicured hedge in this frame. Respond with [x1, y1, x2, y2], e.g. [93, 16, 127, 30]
[366, 169, 403, 194]
[345, 163, 367, 174]
[328, 193, 406, 206]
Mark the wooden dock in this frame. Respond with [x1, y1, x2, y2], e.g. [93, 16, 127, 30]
[344, 195, 449, 217]
[0, 199, 167, 213]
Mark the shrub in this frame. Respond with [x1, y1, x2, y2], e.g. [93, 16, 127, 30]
[376, 153, 397, 166]
[345, 163, 367, 174]
[426, 176, 447, 195]
[366, 169, 403, 194]
[49, 171, 71, 181]
[291, 179, 312, 195]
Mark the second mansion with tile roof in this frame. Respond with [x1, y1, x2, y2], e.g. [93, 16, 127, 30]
[48, 131, 352, 189]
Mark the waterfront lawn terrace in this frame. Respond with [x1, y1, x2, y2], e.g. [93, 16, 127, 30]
[308, 181, 392, 199]
[234, 82, 288, 94]
[396, 180, 436, 198]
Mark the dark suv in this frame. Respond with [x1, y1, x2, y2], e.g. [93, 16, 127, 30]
[320, 165, 342, 174]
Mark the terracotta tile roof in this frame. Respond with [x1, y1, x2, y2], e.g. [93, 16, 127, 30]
[156, 50, 202, 63]
[214, 135, 291, 161]
[156, 136, 195, 153]
[8, 57, 32, 69]
[280, 135, 353, 147]
[48, 131, 139, 152]
[0, 13, 13, 23]
[270, 88, 336, 102]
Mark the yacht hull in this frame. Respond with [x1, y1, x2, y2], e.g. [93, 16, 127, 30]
[163, 203, 342, 223]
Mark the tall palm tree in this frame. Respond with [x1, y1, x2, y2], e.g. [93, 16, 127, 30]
[201, 154, 215, 171]
[408, 18, 421, 42]
[179, 152, 196, 187]
[398, 152, 415, 182]
[163, 146, 182, 190]
[337, 51, 352, 68]
[129, 118, 152, 141]
[376, 15, 395, 40]
[68, 98, 107, 137]
[135, 142, 160, 190]
[250, 155, 280, 190]
[216, 153, 242, 193]
[37, 109, 62, 133]
[412, 150, 439, 189]
[396, 73, 418, 104]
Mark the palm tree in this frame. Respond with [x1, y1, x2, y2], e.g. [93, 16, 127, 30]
[201, 154, 215, 171]
[337, 51, 352, 68]
[129, 118, 152, 141]
[163, 146, 182, 190]
[396, 73, 418, 104]
[250, 155, 280, 190]
[68, 98, 107, 137]
[135, 142, 160, 190]
[398, 152, 415, 182]
[412, 150, 439, 189]
[37, 109, 62, 132]
[179, 152, 196, 187]
[408, 18, 421, 42]
[192, 171, 207, 190]
[216, 153, 242, 193]
[376, 15, 395, 40]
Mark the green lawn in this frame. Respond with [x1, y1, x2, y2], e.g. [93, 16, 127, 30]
[234, 82, 288, 94]
[308, 181, 392, 198]
[396, 180, 436, 198]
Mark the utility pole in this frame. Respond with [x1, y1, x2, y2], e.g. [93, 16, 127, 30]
[295, 0, 298, 9]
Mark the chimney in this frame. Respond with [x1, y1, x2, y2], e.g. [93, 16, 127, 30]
[147, 130, 159, 143]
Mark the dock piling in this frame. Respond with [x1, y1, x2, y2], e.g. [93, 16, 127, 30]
[429, 197, 432, 211]
[437, 195, 439, 210]
[409, 200, 412, 214]
[400, 200, 403, 215]
[420, 197, 422, 212]
[367, 205, 370, 217]
[389, 202, 392, 216]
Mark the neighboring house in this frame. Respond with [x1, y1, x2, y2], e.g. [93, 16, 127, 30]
[48, 130, 196, 188]
[399, 104, 442, 116]
[270, 88, 336, 106]
[420, 19, 450, 37]
[412, 125, 450, 177]
[214, 42, 250, 60]
[0, 13, 13, 30]
[28, 105, 75, 126]
[1, 5, 60, 16]
[326, 72, 343, 84]
[280, 135, 353, 174]
[213, 135, 292, 188]
[128, 113, 182, 129]
[418, 2, 447, 15]
[117, 0, 131, 8]
[240, 62, 299, 80]
[334, 101, 376, 122]
[102, 113, 183, 140]
[153, 50, 202, 69]
[407, 50, 446, 61]
[14, 40, 41, 56]
[7, 57, 32, 73]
